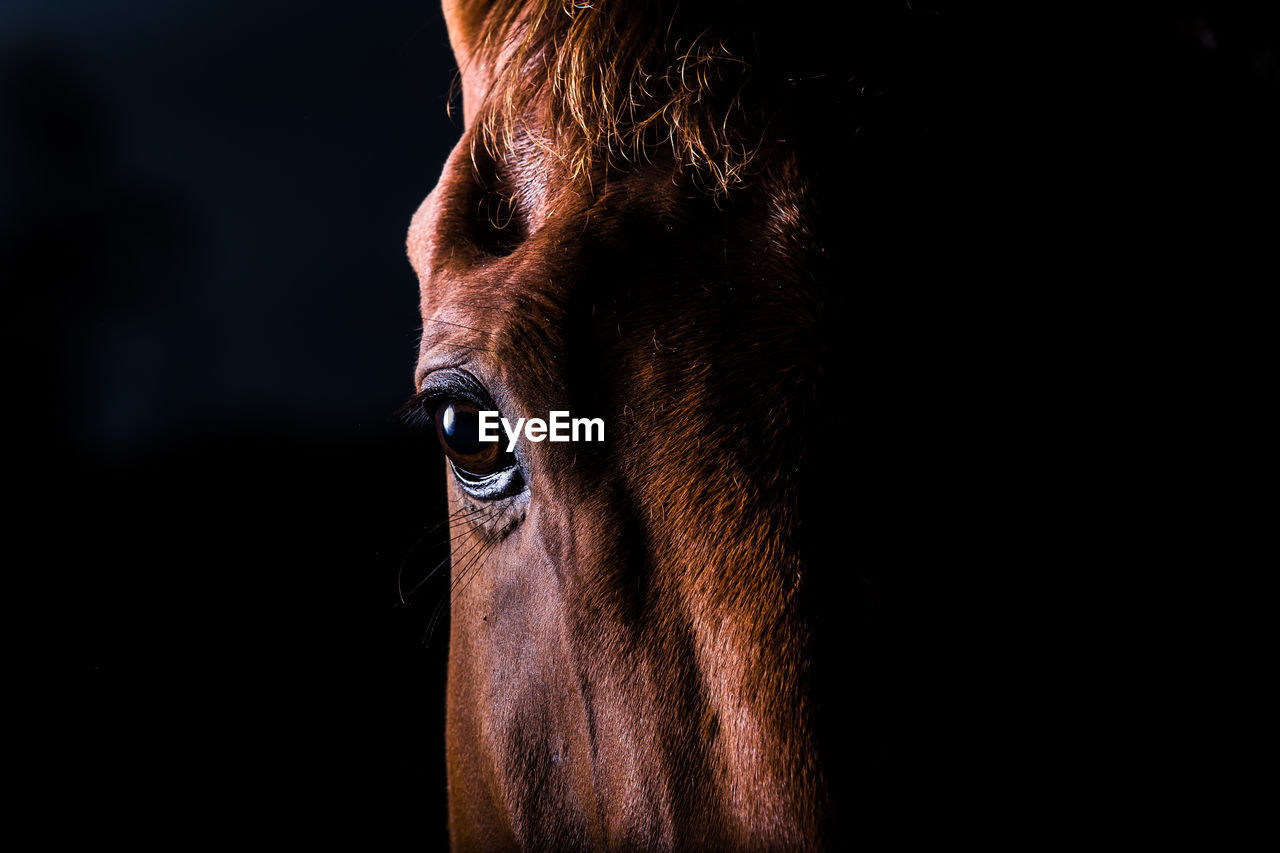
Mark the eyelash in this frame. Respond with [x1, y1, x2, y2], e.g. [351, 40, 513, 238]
[401, 390, 468, 430]
[400, 370, 490, 430]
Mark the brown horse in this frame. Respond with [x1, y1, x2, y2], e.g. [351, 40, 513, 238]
[406, 0, 963, 847]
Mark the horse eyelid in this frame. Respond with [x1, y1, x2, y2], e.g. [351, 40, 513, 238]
[416, 367, 491, 401]
[406, 369, 499, 425]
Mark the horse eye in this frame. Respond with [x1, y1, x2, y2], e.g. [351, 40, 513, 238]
[433, 398, 511, 479]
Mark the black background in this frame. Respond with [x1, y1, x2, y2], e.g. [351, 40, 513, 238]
[5, 1, 1276, 847]
[5, 1, 457, 846]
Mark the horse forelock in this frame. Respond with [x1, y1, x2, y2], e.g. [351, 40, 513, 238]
[466, 0, 778, 195]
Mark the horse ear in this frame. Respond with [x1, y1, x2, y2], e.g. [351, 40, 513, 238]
[442, 0, 490, 125]
[442, 0, 485, 63]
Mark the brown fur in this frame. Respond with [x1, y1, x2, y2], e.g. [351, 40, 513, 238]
[411, 0, 864, 847]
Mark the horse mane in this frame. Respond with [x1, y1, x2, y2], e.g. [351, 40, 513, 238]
[469, 0, 779, 193]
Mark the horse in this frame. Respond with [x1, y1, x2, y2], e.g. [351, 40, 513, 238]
[406, 0, 969, 846]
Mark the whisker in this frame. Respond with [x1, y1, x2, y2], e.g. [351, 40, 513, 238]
[402, 519, 491, 603]
[424, 318, 489, 334]
[424, 536, 497, 647]
[396, 505, 490, 604]
[448, 542, 492, 601]
[433, 343, 493, 353]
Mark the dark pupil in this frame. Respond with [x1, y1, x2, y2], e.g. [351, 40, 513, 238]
[434, 399, 504, 478]
[438, 400, 485, 455]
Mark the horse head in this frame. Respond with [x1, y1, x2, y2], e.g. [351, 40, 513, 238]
[405, 1, 927, 846]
